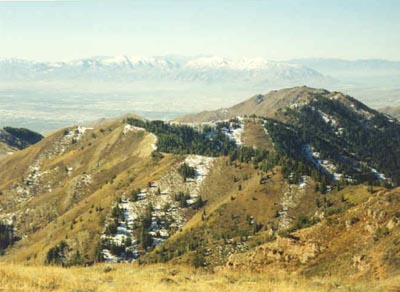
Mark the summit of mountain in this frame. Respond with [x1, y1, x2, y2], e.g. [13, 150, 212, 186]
[176, 86, 376, 123]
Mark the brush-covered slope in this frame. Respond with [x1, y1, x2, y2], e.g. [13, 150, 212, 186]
[179, 86, 400, 185]
[0, 118, 164, 263]
[227, 187, 400, 280]
[0, 116, 240, 265]
[144, 160, 400, 280]
[264, 91, 400, 185]
[132, 87, 400, 280]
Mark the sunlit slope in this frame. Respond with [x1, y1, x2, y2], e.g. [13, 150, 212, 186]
[227, 187, 400, 280]
[0, 118, 179, 264]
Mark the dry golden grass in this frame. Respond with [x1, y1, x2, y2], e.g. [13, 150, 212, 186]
[0, 119, 181, 265]
[0, 142, 16, 160]
[1, 153, 180, 265]
[0, 263, 394, 292]
[242, 119, 274, 150]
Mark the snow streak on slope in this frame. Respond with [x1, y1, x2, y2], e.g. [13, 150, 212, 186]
[101, 155, 215, 263]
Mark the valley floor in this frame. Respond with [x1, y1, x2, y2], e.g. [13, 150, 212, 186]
[0, 263, 398, 292]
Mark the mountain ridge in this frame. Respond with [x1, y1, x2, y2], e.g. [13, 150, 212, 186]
[0, 55, 328, 84]
[0, 86, 399, 286]
[176, 86, 349, 122]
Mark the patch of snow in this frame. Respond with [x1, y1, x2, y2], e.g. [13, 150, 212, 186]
[330, 94, 341, 100]
[334, 173, 343, 181]
[102, 249, 119, 263]
[184, 155, 214, 186]
[123, 124, 145, 135]
[370, 167, 386, 181]
[221, 117, 244, 146]
[318, 110, 338, 128]
[303, 144, 340, 181]
[299, 176, 307, 189]
[101, 199, 139, 262]
[150, 133, 158, 150]
[137, 192, 147, 201]
[335, 128, 344, 136]
[76, 125, 94, 137]
[101, 155, 215, 263]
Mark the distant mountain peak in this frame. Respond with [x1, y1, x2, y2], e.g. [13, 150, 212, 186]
[175, 86, 373, 123]
[0, 55, 329, 84]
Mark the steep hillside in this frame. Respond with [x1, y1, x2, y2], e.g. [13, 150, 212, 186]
[178, 87, 400, 185]
[227, 187, 400, 280]
[0, 118, 164, 263]
[143, 159, 320, 267]
[0, 116, 242, 265]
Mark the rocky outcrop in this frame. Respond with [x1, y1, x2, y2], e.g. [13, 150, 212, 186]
[226, 236, 324, 272]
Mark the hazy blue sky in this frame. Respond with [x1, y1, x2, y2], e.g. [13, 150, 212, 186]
[0, 0, 399, 61]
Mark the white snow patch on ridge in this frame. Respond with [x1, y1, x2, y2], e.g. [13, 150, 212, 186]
[184, 155, 215, 186]
[123, 124, 145, 135]
[220, 116, 244, 146]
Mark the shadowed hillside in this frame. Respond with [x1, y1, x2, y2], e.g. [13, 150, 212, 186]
[0, 127, 43, 159]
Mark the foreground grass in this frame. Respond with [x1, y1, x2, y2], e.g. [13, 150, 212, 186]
[0, 264, 398, 292]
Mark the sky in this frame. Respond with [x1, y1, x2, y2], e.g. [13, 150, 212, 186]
[0, 0, 399, 61]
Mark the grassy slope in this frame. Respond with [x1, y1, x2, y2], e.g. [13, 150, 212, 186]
[0, 263, 397, 292]
[0, 118, 182, 264]
[242, 118, 274, 150]
[0, 142, 17, 160]
[146, 156, 322, 267]
[142, 117, 400, 282]
[227, 187, 400, 280]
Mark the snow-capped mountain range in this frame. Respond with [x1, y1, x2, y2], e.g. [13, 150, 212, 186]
[0, 55, 328, 84]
